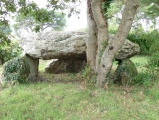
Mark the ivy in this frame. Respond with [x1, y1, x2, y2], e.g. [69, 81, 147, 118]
[2, 56, 30, 84]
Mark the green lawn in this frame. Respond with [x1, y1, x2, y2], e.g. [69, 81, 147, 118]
[130, 56, 148, 65]
[0, 56, 159, 120]
[0, 82, 159, 120]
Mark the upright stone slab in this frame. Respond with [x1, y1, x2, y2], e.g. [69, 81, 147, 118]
[26, 54, 39, 82]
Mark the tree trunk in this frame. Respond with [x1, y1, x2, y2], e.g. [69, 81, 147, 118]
[91, 0, 108, 71]
[96, 0, 140, 87]
[86, 0, 97, 71]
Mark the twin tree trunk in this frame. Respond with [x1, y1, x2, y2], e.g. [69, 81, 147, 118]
[86, 0, 140, 87]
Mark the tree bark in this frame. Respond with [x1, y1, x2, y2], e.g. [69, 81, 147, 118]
[86, 0, 97, 71]
[91, 0, 108, 71]
[96, 0, 140, 87]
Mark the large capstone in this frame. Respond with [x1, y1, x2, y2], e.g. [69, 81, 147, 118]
[20, 31, 140, 61]
[20, 31, 86, 60]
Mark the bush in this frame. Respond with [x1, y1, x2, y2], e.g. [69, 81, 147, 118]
[127, 30, 159, 55]
[132, 62, 158, 86]
[132, 70, 152, 86]
[109, 28, 159, 55]
[149, 39, 159, 67]
[0, 41, 22, 64]
[2, 56, 30, 84]
[149, 52, 159, 67]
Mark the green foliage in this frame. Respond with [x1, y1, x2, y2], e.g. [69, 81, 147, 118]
[0, 0, 78, 43]
[0, 42, 22, 64]
[0, 23, 12, 54]
[127, 31, 152, 55]
[149, 52, 159, 67]
[141, 0, 159, 19]
[109, 28, 159, 55]
[104, 0, 122, 19]
[132, 65, 156, 86]
[2, 56, 30, 84]
[149, 38, 159, 67]
[14, 9, 66, 33]
[102, 0, 114, 18]
[107, 1, 159, 32]
[130, 56, 158, 86]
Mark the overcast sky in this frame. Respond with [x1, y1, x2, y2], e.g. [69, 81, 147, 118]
[33, 0, 87, 31]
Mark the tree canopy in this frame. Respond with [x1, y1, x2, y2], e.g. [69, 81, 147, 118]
[0, 0, 83, 40]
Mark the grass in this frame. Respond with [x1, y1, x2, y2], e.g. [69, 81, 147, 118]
[131, 56, 148, 72]
[0, 56, 159, 120]
[112, 56, 148, 72]
[0, 82, 159, 120]
[39, 60, 52, 72]
[130, 56, 148, 65]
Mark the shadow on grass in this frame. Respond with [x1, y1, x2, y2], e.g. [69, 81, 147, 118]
[38, 72, 82, 84]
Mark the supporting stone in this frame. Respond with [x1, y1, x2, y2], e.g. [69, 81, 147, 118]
[113, 59, 138, 85]
[45, 59, 86, 74]
[26, 54, 39, 82]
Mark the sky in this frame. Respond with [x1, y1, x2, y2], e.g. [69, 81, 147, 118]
[33, 0, 87, 31]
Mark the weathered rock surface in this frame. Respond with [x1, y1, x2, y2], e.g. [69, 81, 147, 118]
[20, 31, 86, 60]
[45, 59, 86, 73]
[113, 59, 138, 85]
[20, 31, 140, 60]
[108, 35, 140, 60]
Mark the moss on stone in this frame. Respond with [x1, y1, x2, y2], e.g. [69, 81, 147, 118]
[113, 59, 138, 85]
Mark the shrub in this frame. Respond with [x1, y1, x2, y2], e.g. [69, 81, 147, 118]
[149, 39, 159, 67]
[132, 63, 158, 86]
[132, 70, 151, 86]
[149, 52, 159, 67]
[0, 41, 22, 64]
[2, 56, 30, 84]
[127, 30, 158, 55]
[109, 28, 159, 55]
